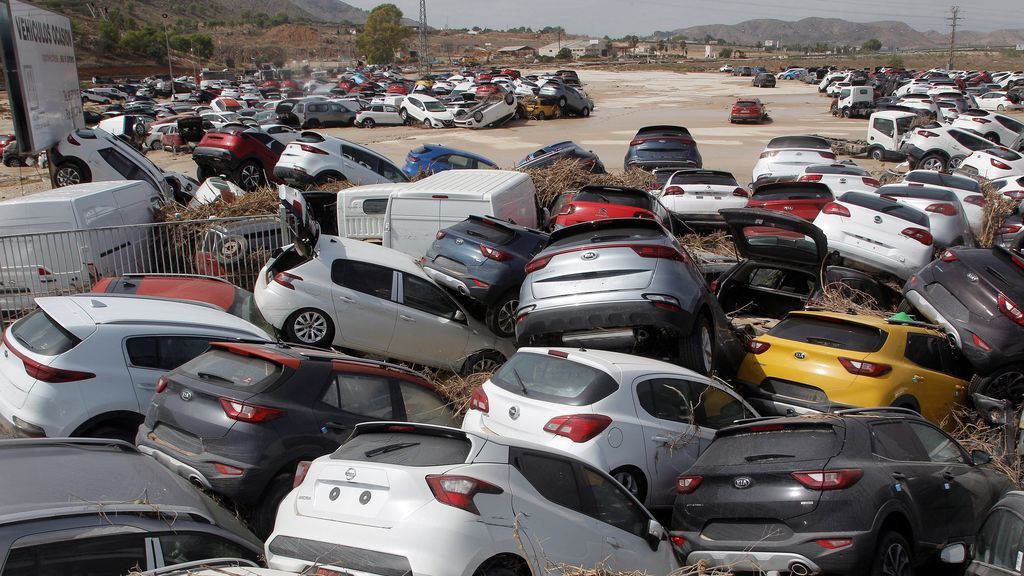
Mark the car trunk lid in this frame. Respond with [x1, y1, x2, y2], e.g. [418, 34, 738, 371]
[279, 184, 320, 257]
[529, 244, 657, 298]
[747, 183, 834, 221]
[720, 207, 827, 269]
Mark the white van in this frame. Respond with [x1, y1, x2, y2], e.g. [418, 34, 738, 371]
[0, 180, 160, 312]
[382, 170, 539, 258]
[336, 182, 405, 240]
[867, 110, 919, 161]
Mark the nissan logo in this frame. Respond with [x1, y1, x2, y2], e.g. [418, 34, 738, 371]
[180, 389, 193, 401]
[733, 477, 753, 489]
[508, 406, 520, 420]
[329, 487, 340, 501]
[581, 251, 598, 261]
[345, 467, 357, 480]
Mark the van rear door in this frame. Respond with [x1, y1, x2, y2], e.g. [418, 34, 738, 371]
[384, 195, 440, 257]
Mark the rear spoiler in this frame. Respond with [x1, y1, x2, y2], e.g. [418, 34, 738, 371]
[547, 217, 669, 244]
[351, 422, 470, 442]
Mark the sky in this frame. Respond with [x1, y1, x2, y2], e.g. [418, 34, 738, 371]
[345, 0, 1021, 37]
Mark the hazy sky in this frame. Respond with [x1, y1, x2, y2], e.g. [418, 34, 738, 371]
[346, 0, 1020, 37]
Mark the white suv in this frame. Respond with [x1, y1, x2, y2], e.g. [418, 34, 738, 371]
[900, 124, 998, 172]
[399, 94, 455, 128]
[267, 422, 678, 576]
[0, 295, 271, 440]
[273, 132, 408, 188]
[462, 347, 757, 507]
[951, 109, 1024, 148]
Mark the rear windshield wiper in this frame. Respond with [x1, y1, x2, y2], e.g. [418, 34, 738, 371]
[195, 371, 235, 384]
[804, 337, 844, 348]
[364, 442, 420, 458]
[744, 453, 795, 462]
[512, 367, 528, 396]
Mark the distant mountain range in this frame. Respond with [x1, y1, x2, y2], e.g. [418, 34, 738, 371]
[652, 18, 1024, 49]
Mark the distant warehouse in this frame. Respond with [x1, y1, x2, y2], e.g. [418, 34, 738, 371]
[538, 39, 606, 59]
[496, 45, 537, 59]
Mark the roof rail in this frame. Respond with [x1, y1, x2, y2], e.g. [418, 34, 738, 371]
[113, 272, 233, 284]
[0, 503, 214, 526]
[833, 406, 923, 418]
[138, 558, 260, 576]
[0, 437, 139, 452]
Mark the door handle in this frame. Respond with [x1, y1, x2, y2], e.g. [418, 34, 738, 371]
[339, 296, 354, 303]
[892, 472, 907, 480]
[400, 315, 415, 322]
[912, 375, 923, 383]
[605, 537, 622, 549]
[651, 435, 671, 443]
[322, 422, 348, 433]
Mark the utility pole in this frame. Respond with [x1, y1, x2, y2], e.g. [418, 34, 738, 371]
[161, 13, 174, 82]
[418, 0, 429, 73]
[947, 6, 961, 71]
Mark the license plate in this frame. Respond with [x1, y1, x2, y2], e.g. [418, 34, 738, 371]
[316, 568, 349, 576]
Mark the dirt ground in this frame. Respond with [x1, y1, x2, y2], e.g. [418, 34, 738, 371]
[0, 70, 1009, 199]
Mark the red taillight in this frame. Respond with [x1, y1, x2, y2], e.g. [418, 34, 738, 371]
[543, 414, 612, 443]
[747, 339, 771, 354]
[797, 174, 823, 182]
[557, 203, 577, 216]
[663, 186, 684, 196]
[972, 118, 992, 124]
[675, 475, 703, 494]
[214, 463, 244, 476]
[299, 144, 327, 154]
[791, 469, 863, 490]
[436, 230, 446, 240]
[548, 349, 569, 358]
[998, 293, 1024, 326]
[37, 267, 52, 276]
[480, 245, 512, 261]
[293, 460, 312, 488]
[940, 249, 959, 262]
[469, 387, 489, 413]
[2, 331, 94, 383]
[818, 151, 837, 159]
[838, 357, 891, 377]
[426, 474, 503, 515]
[817, 538, 853, 549]
[1004, 190, 1024, 201]
[965, 194, 988, 207]
[525, 255, 552, 274]
[901, 227, 933, 246]
[822, 202, 851, 217]
[917, 130, 938, 138]
[407, 154, 420, 162]
[998, 224, 1022, 235]
[862, 177, 881, 187]
[219, 398, 283, 423]
[632, 245, 689, 262]
[273, 272, 302, 289]
[732, 187, 748, 197]
[155, 376, 169, 394]
[972, 332, 993, 352]
[66, 133, 80, 146]
[992, 158, 1012, 170]
[670, 535, 686, 547]
[925, 203, 957, 216]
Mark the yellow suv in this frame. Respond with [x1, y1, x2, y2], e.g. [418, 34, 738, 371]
[736, 311, 971, 425]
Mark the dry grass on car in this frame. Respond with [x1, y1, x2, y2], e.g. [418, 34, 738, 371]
[521, 158, 657, 208]
[945, 404, 1024, 488]
[155, 185, 282, 222]
[425, 370, 493, 418]
[676, 231, 733, 258]
[979, 182, 1016, 248]
[811, 282, 893, 318]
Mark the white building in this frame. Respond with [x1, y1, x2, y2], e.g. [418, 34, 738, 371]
[538, 39, 603, 59]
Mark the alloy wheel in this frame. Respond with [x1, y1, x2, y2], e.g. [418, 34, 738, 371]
[613, 471, 640, 497]
[55, 167, 82, 187]
[880, 542, 912, 576]
[497, 299, 518, 336]
[920, 157, 944, 171]
[293, 311, 328, 344]
[472, 356, 501, 373]
[240, 164, 261, 189]
[700, 324, 714, 373]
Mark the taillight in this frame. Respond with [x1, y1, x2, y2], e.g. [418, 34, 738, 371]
[469, 387, 489, 413]
[965, 194, 988, 207]
[426, 474, 503, 515]
[971, 117, 992, 124]
[822, 202, 851, 217]
[219, 398, 284, 423]
[663, 186, 685, 196]
[480, 245, 512, 261]
[862, 177, 881, 187]
[797, 174, 823, 182]
[2, 331, 94, 383]
[998, 293, 1024, 326]
[791, 469, 863, 490]
[66, 133, 80, 146]
[273, 271, 302, 289]
[557, 203, 577, 216]
[971, 331, 993, 352]
[670, 534, 686, 547]
[675, 475, 703, 494]
[407, 154, 420, 162]
[838, 357, 891, 377]
[631, 245, 689, 262]
[992, 158, 1012, 170]
[644, 293, 681, 312]
[293, 460, 312, 488]
[747, 340, 771, 354]
[732, 187, 748, 197]
[543, 414, 612, 442]
[901, 227, 933, 246]
[214, 463, 244, 476]
[299, 144, 328, 154]
[917, 130, 938, 138]
[759, 151, 778, 159]
[940, 249, 959, 262]
[155, 376, 169, 394]
[436, 230, 446, 240]
[818, 151, 837, 159]
[997, 224, 1022, 236]
[1005, 190, 1024, 201]
[925, 203, 957, 216]
[525, 255, 552, 273]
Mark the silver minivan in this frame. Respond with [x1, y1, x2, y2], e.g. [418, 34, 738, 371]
[294, 99, 359, 129]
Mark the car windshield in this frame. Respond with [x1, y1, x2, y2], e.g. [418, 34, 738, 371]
[491, 352, 619, 406]
[424, 101, 447, 112]
[453, 218, 516, 245]
[769, 316, 887, 352]
[575, 189, 652, 209]
[10, 309, 80, 356]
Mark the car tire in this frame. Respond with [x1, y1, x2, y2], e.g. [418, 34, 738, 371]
[538, 111, 546, 121]
[891, 395, 921, 413]
[998, 104, 1005, 111]
[842, 107, 852, 118]
[150, 139, 163, 151]
[251, 473, 294, 539]
[196, 164, 215, 182]
[423, 118, 432, 128]
[485, 292, 518, 338]
[918, 153, 947, 172]
[314, 171, 346, 187]
[462, 350, 505, 375]
[869, 531, 914, 576]
[473, 556, 527, 576]
[52, 159, 90, 187]
[611, 466, 647, 503]
[284, 308, 335, 348]
[3, 156, 22, 167]
[363, 118, 375, 128]
[558, 97, 567, 108]
[234, 160, 265, 191]
[948, 155, 967, 170]
[503, 92, 515, 106]
[211, 233, 248, 266]
[969, 365, 1024, 407]
[305, 118, 321, 129]
[399, 109, 409, 123]
[870, 146, 885, 161]
[473, 111, 484, 123]
[678, 314, 714, 375]
[581, 106, 590, 117]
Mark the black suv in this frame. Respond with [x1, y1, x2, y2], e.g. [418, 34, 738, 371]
[136, 341, 457, 537]
[624, 125, 703, 172]
[671, 409, 1009, 575]
[421, 216, 548, 338]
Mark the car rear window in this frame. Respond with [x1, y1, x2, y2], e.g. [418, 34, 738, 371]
[575, 189, 652, 210]
[10, 310, 80, 356]
[766, 136, 830, 150]
[997, 115, 1024, 132]
[549, 225, 666, 249]
[453, 218, 515, 245]
[877, 186, 956, 201]
[986, 148, 1022, 161]
[176, 349, 282, 392]
[806, 165, 868, 176]
[769, 316, 887, 352]
[904, 171, 981, 192]
[700, 424, 841, 465]
[839, 191, 929, 227]
[332, 431, 471, 466]
[670, 172, 738, 186]
[736, 101, 758, 107]
[491, 352, 619, 406]
[751, 185, 832, 201]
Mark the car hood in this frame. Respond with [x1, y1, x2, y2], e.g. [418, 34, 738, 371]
[720, 207, 827, 268]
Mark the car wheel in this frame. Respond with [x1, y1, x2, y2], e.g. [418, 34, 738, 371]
[870, 146, 885, 161]
[985, 132, 1000, 144]
[314, 171, 346, 187]
[998, 104, 1006, 111]
[363, 118, 375, 128]
[52, 160, 90, 187]
[3, 156, 21, 167]
[581, 106, 590, 117]
[891, 395, 921, 413]
[149, 139, 163, 151]
[948, 155, 966, 170]
[970, 365, 1024, 407]
[870, 531, 914, 576]
[558, 97, 567, 108]
[234, 160, 265, 191]
[250, 473, 294, 539]
[462, 350, 505, 375]
[537, 111, 546, 121]
[305, 118, 321, 129]
[678, 314, 714, 375]
[842, 107, 852, 118]
[611, 466, 647, 503]
[399, 109, 409, 123]
[473, 111, 484, 123]
[285, 308, 334, 348]
[503, 92, 515, 105]
[212, 234, 248, 266]
[918, 154, 946, 172]
[423, 117, 432, 128]
[196, 164, 215, 182]
[485, 292, 518, 338]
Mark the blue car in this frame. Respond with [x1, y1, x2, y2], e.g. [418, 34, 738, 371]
[402, 144, 499, 178]
[515, 140, 606, 173]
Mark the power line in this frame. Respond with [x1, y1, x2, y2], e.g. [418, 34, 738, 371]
[947, 5, 961, 70]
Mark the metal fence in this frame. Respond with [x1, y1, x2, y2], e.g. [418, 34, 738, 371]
[0, 212, 292, 315]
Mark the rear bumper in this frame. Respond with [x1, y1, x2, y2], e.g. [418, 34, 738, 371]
[273, 165, 314, 187]
[687, 550, 821, 574]
[675, 527, 874, 575]
[421, 262, 512, 305]
[192, 146, 237, 174]
[515, 299, 693, 344]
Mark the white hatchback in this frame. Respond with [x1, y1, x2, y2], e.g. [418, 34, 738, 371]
[462, 347, 757, 508]
[795, 163, 880, 195]
[951, 109, 1024, 149]
[656, 169, 747, 227]
[751, 135, 838, 183]
[958, 147, 1024, 181]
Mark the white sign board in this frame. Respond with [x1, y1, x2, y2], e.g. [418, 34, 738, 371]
[0, 0, 82, 153]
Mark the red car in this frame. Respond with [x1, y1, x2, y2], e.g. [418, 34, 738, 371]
[90, 274, 268, 328]
[550, 185, 673, 230]
[387, 82, 409, 95]
[501, 68, 520, 80]
[192, 127, 286, 190]
[260, 80, 280, 90]
[280, 80, 300, 90]
[745, 181, 835, 221]
[475, 82, 504, 98]
[729, 98, 768, 123]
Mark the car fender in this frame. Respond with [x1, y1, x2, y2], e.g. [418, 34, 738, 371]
[870, 499, 919, 547]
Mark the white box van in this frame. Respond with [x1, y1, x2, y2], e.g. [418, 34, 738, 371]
[0, 180, 160, 312]
[382, 170, 539, 258]
[336, 182, 405, 240]
[867, 111, 919, 161]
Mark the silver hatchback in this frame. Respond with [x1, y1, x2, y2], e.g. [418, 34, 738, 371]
[514, 218, 742, 376]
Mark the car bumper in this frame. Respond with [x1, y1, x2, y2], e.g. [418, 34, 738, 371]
[515, 299, 693, 344]
[674, 528, 873, 575]
[827, 238, 927, 280]
[273, 166, 314, 187]
[192, 146, 236, 174]
[899, 143, 926, 165]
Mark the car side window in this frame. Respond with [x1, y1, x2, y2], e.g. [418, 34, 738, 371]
[447, 154, 473, 169]
[379, 160, 406, 183]
[97, 147, 153, 184]
[907, 422, 968, 465]
[343, 146, 380, 172]
[692, 385, 755, 430]
[331, 259, 394, 300]
[1, 533, 148, 576]
[580, 465, 648, 539]
[871, 421, 929, 461]
[321, 371, 394, 418]
[384, 105, 398, 113]
[904, 333, 947, 374]
[399, 380, 457, 426]
[511, 449, 583, 511]
[975, 509, 1024, 570]
[402, 274, 460, 319]
[125, 336, 213, 371]
[636, 378, 695, 424]
[330, 103, 343, 112]
[159, 533, 258, 566]
[748, 267, 783, 289]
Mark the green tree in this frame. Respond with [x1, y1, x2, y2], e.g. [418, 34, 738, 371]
[862, 38, 882, 52]
[556, 47, 572, 60]
[356, 4, 413, 64]
[719, 47, 732, 58]
[97, 20, 121, 52]
[886, 54, 905, 68]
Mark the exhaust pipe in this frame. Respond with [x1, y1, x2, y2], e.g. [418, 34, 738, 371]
[188, 475, 204, 488]
[789, 562, 811, 576]
[457, 284, 469, 296]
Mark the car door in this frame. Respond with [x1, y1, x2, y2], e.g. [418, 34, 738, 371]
[902, 332, 968, 420]
[124, 335, 215, 410]
[389, 272, 470, 367]
[2, 528, 151, 574]
[383, 104, 402, 124]
[970, 508, 1024, 576]
[329, 259, 399, 354]
[313, 369, 399, 442]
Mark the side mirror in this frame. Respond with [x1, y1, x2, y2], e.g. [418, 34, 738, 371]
[939, 543, 966, 564]
[454, 309, 466, 322]
[973, 393, 1009, 426]
[972, 449, 993, 466]
[645, 519, 667, 551]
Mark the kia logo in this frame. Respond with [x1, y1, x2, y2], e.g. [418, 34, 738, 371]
[329, 487, 340, 501]
[345, 467, 357, 480]
[509, 406, 520, 420]
[581, 251, 598, 261]
[733, 476, 753, 489]
[794, 352, 807, 360]
[180, 389, 193, 401]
